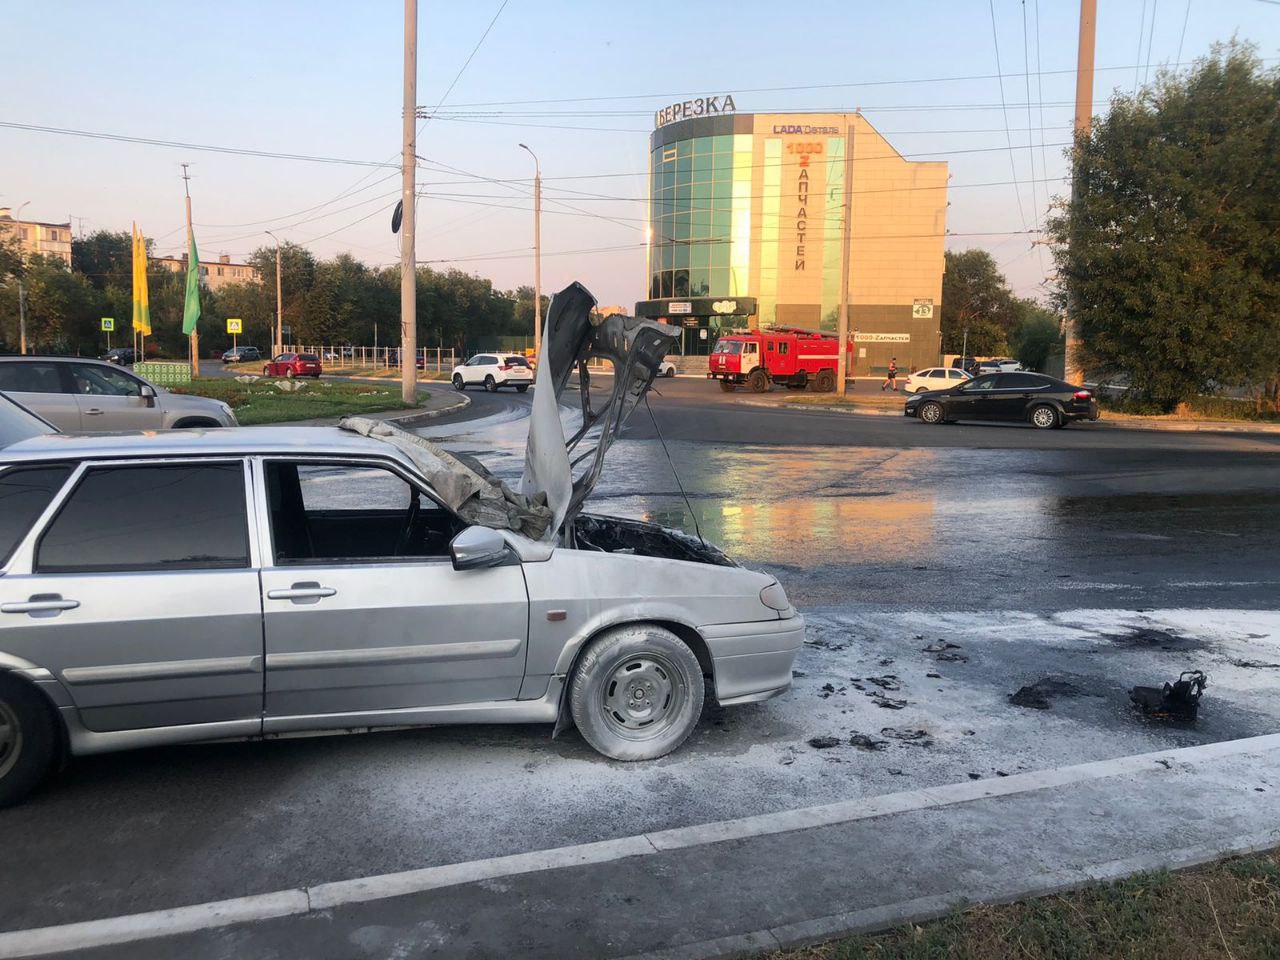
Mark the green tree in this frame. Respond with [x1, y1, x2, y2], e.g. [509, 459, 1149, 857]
[248, 242, 316, 339]
[17, 255, 106, 354]
[939, 249, 1026, 356]
[1048, 43, 1280, 410]
[1012, 306, 1064, 372]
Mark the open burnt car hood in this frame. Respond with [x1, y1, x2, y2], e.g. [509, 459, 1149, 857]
[520, 281, 679, 537]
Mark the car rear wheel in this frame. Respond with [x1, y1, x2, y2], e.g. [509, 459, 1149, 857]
[0, 675, 59, 809]
[568, 625, 704, 761]
[484, 375, 497, 392]
[664, 366, 676, 378]
[919, 401, 944, 424]
[285, 369, 295, 379]
[452, 374, 465, 391]
[813, 369, 835, 392]
[1030, 404, 1059, 429]
[516, 384, 529, 393]
[718, 379, 736, 392]
[262, 366, 271, 376]
[173, 418, 221, 429]
[915, 386, 929, 394]
[747, 369, 770, 392]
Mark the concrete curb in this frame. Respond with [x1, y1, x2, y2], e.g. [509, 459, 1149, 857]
[615, 830, 1280, 960]
[382, 393, 470, 428]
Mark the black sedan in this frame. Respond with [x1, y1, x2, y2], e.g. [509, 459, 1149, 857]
[904, 372, 1100, 429]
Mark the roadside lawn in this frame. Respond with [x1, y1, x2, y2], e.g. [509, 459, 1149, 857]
[170, 378, 418, 425]
[769, 850, 1280, 960]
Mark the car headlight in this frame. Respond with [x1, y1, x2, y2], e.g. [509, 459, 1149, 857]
[760, 581, 791, 611]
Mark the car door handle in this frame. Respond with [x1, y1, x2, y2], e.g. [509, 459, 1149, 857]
[2, 595, 80, 615]
[267, 583, 336, 603]
[83, 407, 104, 415]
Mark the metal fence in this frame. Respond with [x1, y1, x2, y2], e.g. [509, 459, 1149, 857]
[283, 345, 459, 372]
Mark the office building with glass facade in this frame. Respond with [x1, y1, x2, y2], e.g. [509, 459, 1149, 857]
[636, 112, 948, 372]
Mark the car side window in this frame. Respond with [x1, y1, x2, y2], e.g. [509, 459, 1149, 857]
[265, 461, 462, 564]
[68, 363, 143, 397]
[0, 464, 73, 566]
[36, 463, 249, 573]
[1002, 373, 1042, 389]
[0, 362, 65, 394]
[965, 376, 999, 391]
[948, 369, 965, 379]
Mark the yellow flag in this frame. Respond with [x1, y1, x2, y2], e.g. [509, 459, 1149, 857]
[132, 222, 152, 336]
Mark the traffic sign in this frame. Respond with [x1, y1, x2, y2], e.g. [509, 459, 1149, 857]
[912, 298, 934, 319]
[226, 317, 243, 334]
[100, 317, 115, 332]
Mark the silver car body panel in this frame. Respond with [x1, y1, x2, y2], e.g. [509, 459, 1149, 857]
[1, 424, 802, 758]
[0, 357, 235, 431]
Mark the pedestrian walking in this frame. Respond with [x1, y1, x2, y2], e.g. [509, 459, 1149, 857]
[881, 357, 899, 392]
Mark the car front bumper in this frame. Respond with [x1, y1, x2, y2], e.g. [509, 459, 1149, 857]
[700, 615, 805, 706]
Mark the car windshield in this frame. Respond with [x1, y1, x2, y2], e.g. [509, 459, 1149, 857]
[713, 340, 744, 354]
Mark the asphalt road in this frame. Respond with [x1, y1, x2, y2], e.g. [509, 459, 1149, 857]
[3, 375, 1278, 952]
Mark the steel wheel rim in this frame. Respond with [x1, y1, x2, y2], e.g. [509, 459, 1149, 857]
[0, 699, 22, 781]
[1033, 407, 1054, 427]
[601, 653, 684, 740]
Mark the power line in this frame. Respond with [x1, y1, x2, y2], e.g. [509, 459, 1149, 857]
[416, 0, 510, 134]
[1144, 0, 1160, 86]
[1176, 0, 1193, 64]
[988, 0, 1029, 231]
[1021, 0, 1043, 248]
[1135, 0, 1149, 92]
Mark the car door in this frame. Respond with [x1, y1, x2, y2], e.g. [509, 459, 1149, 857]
[0, 361, 82, 431]
[254, 458, 530, 727]
[948, 374, 1000, 420]
[0, 459, 264, 733]
[990, 373, 1044, 421]
[66, 362, 160, 431]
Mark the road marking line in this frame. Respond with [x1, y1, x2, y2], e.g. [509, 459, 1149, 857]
[2, 731, 1279, 959]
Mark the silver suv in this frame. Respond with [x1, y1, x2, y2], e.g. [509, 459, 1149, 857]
[0, 357, 236, 432]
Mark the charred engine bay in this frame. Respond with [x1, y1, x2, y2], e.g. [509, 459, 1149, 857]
[571, 514, 736, 566]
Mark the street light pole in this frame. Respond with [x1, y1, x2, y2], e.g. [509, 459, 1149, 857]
[400, 0, 418, 404]
[14, 201, 29, 355]
[265, 230, 283, 354]
[519, 143, 542, 359]
[1064, 0, 1097, 384]
[835, 124, 854, 397]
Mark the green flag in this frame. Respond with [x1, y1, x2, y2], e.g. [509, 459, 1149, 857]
[181, 231, 201, 335]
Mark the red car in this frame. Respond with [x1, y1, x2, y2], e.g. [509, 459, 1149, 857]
[262, 352, 322, 379]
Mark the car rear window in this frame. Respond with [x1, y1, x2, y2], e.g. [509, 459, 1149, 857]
[0, 362, 65, 394]
[37, 463, 249, 572]
[298, 354, 319, 362]
[505, 356, 530, 367]
[0, 465, 73, 566]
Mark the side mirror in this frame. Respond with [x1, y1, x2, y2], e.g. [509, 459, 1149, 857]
[139, 384, 157, 407]
[449, 526, 513, 571]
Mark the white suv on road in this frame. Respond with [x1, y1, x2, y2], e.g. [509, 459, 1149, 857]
[451, 354, 534, 393]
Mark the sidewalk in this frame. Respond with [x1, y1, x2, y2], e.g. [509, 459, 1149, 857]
[7, 733, 1277, 959]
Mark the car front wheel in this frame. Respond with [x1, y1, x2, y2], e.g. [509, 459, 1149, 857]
[1030, 404, 1060, 429]
[919, 401, 944, 424]
[484, 375, 497, 392]
[285, 369, 295, 379]
[452, 374, 465, 391]
[0, 674, 59, 808]
[568, 625, 704, 762]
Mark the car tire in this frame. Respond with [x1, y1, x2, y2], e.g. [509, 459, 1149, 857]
[814, 369, 836, 392]
[173, 418, 221, 429]
[568, 625, 704, 762]
[919, 401, 945, 424]
[664, 367, 676, 378]
[718, 380, 737, 392]
[915, 386, 928, 394]
[1030, 404, 1059, 429]
[0, 674, 60, 809]
[262, 366, 271, 376]
[484, 375, 497, 393]
[516, 385, 529, 393]
[747, 369, 770, 393]
[452, 374, 465, 391]
[285, 369, 295, 379]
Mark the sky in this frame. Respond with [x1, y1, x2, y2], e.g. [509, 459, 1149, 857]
[3, 0, 1278, 310]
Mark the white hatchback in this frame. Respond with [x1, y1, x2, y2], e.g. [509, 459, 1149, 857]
[902, 366, 971, 393]
[451, 354, 534, 393]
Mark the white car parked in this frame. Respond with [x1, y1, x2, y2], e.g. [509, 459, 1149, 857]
[901, 367, 972, 394]
[451, 354, 534, 393]
[657, 359, 676, 378]
[978, 358, 1023, 374]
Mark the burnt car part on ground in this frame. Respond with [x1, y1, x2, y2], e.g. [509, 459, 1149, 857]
[1130, 671, 1208, 721]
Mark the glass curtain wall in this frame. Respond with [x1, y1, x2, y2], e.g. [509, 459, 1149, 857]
[650, 134, 751, 300]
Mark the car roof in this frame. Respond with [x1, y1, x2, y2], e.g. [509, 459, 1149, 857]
[0, 425, 412, 466]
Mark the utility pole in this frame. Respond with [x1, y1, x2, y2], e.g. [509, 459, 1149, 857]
[519, 143, 542, 358]
[835, 122, 854, 397]
[1064, 0, 1097, 384]
[17, 281, 27, 355]
[182, 163, 199, 377]
[266, 229, 283, 355]
[399, 0, 418, 404]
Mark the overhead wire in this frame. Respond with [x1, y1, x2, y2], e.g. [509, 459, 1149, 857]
[1176, 0, 1193, 64]
[1144, 0, 1160, 86]
[988, 0, 1029, 230]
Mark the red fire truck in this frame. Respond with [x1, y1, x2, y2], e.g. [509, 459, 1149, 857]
[707, 328, 853, 392]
